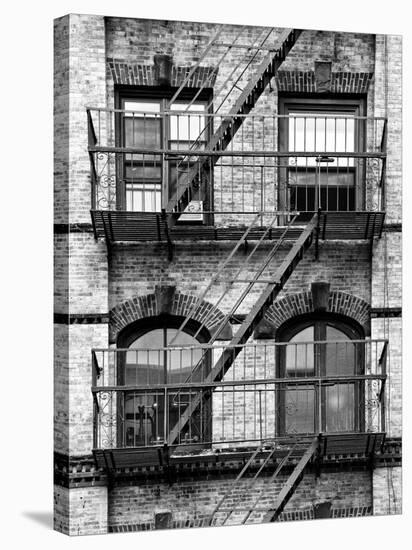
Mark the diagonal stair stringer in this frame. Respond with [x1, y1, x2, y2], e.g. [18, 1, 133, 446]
[166, 28, 302, 221]
[166, 213, 318, 446]
[208, 436, 319, 527]
[263, 436, 320, 523]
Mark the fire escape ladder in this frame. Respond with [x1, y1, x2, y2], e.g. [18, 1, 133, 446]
[239, 444, 296, 525]
[208, 214, 316, 351]
[208, 441, 279, 527]
[167, 211, 263, 347]
[168, 211, 297, 349]
[263, 436, 319, 523]
[208, 437, 318, 526]
[166, 213, 317, 446]
[165, 28, 302, 221]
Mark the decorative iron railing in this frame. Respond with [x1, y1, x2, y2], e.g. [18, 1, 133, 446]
[87, 109, 387, 217]
[92, 339, 387, 450]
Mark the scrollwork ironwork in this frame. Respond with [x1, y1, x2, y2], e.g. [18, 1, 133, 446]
[94, 152, 117, 211]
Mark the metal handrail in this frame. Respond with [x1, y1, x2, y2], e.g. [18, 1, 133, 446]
[92, 364, 387, 449]
[87, 147, 387, 158]
[86, 106, 387, 121]
[91, 338, 388, 353]
[92, 373, 387, 392]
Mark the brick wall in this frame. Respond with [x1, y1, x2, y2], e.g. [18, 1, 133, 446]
[370, 34, 402, 439]
[54, 234, 69, 313]
[54, 14, 107, 224]
[54, 234, 109, 455]
[54, 16, 110, 455]
[56, 18, 401, 228]
[54, 324, 69, 454]
[372, 467, 402, 515]
[372, 233, 402, 309]
[104, 17, 275, 110]
[108, 240, 371, 318]
[281, 30, 375, 72]
[101, 23, 386, 220]
[54, 16, 69, 225]
[54, 323, 108, 455]
[384, 35, 402, 223]
[54, 485, 108, 536]
[108, 470, 372, 529]
[68, 233, 108, 314]
[54, 233, 108, 314]
[106, 238, 374, 446]
[371, 318, 401, 437]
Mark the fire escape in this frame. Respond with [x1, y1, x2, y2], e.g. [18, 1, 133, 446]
[88, 27, 388, 523]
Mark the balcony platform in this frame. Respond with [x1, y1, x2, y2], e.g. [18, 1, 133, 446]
[93, 432, 385, 474]
[91, 210, 385, 244]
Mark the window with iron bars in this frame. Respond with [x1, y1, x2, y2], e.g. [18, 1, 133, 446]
[115, 87, 212, 218]
[278, 97, 366, 214]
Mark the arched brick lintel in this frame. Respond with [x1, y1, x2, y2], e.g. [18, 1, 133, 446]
[265, 291, 370, 335]
[109, 289, 229, 342]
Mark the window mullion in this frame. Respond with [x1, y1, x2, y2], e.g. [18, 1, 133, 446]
[315, 321, 326, 432]
[159, 99, 167, 210]
[163, 327, 168, 384]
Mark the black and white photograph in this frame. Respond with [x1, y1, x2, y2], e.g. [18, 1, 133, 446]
[2, 1, 409, 547]
[53, 12, 402, 536]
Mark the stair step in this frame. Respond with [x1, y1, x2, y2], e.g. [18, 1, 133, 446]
[166, 28, 302, 219]
[207, 437, 318, 527]
[166, 214, 317, 446]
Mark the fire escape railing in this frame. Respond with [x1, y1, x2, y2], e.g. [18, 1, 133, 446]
[91, 338, 387, 450]
[87, 109, 387, 219]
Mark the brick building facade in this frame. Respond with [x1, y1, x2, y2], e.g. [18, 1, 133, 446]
[54, 14, 402, 535]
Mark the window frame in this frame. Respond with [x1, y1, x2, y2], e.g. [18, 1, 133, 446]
[278, 96, 366, 213]
[116, 314, 212, 447]
[115, 86, 213, 219]
[276, 314, 365, 436]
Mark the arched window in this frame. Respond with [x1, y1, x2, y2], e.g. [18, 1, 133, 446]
[117, 315, 211, 447]
[277, 315, 364, 435]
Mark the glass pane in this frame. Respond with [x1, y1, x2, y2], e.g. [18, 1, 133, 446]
[124, 101, 160, 114]
[124, 392, 161, 446]
[167, 329, 204, 384]
[325, 384, 355, 432]
[127, 329, 165, 385]
[285, 386, 315, 434]
[325, 326, 355, 375]
[289, 171, 355, 188]
[324, 325, 356, 432]
[286, 326, 314, 376]
[126, 328, 204, 384]
[289, 112, 355, 168]
[125, 165, 161, 180]
[126, 184, 161, 212]
[124, 117, 160, 149]
[170, 103, 206, 143]
[169, 140, 205, 151]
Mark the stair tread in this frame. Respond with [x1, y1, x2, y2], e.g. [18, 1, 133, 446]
[166, 29, 301, 216]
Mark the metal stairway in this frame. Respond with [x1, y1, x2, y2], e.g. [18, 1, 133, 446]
[166, 28, 302, 221]
[166, 213, 317, 445]
[263, 437, 319, 523]
[208, 437, 319, 526]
